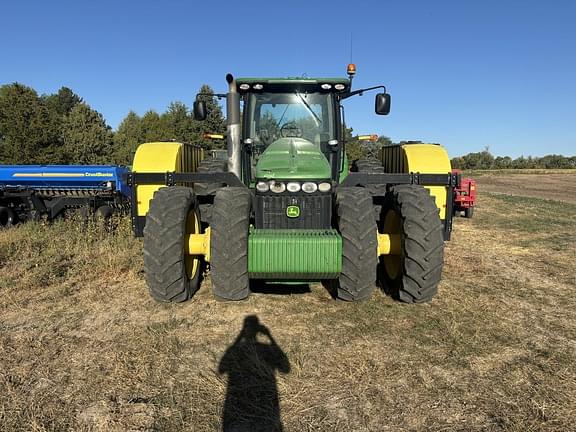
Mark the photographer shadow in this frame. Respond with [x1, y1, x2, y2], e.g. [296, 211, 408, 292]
[219, 315, 290, 432]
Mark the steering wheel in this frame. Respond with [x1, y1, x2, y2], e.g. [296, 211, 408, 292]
[280, 122, 303, 138]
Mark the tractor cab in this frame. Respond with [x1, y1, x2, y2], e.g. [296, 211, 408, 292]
[236, 78, 348, 184]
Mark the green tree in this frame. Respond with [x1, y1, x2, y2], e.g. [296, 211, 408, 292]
[113, 111, 143, 165]
[62, 103, 114, 164]
[377, 135, 393, 146]
[140, 110, 172, 142]
[0, 83, 60, 164]
[43, 87, 82, 116]
[163, 101, 196, 142]
[196, 84, 226, 149]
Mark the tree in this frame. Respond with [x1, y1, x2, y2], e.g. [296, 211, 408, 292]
[377, 135, 393, 146]
[113, 84, 226, 163]
[43, 87, 82, 116]
[113, 111, 143, 165]
[0, 83, 60, 164]
[140, 110, 172, 143]
[196, 84, 226, 149]
[62, 103, 114, 164]
[163, 101, 196, 142]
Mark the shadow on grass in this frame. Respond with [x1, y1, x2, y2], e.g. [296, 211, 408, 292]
[219, 315, 290, 432]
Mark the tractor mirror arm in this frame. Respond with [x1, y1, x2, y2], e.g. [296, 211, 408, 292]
[340, 85, 387, 100]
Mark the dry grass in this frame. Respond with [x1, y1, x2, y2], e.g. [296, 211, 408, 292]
[473, 170, 576, 204]
[1, 174, 575, 431]
[464, 169, 576, 176]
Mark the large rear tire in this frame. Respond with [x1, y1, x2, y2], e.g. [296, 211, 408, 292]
[378, 185, 444, 303]
[194, 157, 228, 224]
[334, 188, 378, 301]
[194, 157, 227, 196]
[143, 187, 202, 303]
[354, 158, 385, 173]
[210, 187, 251, 301]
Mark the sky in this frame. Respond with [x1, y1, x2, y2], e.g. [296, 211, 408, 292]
[1, 0, 575, 158]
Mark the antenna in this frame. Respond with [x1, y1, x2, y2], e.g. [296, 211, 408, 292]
[349, 33, 353, 64]
[347, 33, 356, 86]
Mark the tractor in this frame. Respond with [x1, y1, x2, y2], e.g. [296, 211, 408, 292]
[127, 66, 457, 303]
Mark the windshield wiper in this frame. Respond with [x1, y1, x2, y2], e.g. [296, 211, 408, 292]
[297, 92, 322, 127]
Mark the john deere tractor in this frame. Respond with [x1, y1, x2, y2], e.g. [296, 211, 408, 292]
[128, 67, 456, 303]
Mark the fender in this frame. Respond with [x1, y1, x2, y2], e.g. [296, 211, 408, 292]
[132, 142, 204, 217]
[381, 144, 451, 219]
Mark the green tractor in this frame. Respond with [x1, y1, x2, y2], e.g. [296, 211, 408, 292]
[128, 67, 456, 303]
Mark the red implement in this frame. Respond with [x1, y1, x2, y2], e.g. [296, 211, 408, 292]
[452, 169, 477, 218]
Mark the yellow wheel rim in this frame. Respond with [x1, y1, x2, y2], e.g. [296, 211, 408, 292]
[185, 209, 200, 279]
[382, 209, 402, 279]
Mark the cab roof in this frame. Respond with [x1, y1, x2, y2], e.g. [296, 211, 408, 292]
[235, 77, 351, 93]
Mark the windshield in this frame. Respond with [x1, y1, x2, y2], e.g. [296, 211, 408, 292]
[246, 92, 335, 148]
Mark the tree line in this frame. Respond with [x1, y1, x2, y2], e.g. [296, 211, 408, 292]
[451, 149, 575, 170]
[1, 83, 573, 169]
[0, 83, 225, 166]
[348, 139, 575, 170]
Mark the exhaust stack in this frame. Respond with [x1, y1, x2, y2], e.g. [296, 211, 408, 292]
[226, 74, 242, 179]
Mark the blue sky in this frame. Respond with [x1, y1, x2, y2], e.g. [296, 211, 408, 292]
[1, 0, 574, 157]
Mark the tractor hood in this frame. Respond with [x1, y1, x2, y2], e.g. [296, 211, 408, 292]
[255, 138, 331, 180]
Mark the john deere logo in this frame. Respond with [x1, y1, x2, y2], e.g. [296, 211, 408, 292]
[286, 205, 300, 218]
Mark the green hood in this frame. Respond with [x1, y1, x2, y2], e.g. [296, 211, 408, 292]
[255, 138, 331, 180]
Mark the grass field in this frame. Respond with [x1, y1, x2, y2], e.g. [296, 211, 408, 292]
[1, 173, 575, 431]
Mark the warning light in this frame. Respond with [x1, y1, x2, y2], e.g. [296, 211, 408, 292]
[204, 133, 225, 140]
[347, 63, 356, 76]
[358, 134, 379, 142]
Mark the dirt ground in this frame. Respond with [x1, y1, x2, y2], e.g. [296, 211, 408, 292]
[473, 171, 576, 203]
[1, 173, 575, 431]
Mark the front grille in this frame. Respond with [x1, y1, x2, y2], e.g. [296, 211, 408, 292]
[255, 193, 332, 229]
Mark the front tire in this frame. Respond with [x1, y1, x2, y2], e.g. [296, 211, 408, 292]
[143, 187, 202, 302]
[334, 188, 378, 301]
[378, 185, 444, 303]
[464, 206, 474, 218]
[0, 207, 17, 228]
[210, 187, 251, 301]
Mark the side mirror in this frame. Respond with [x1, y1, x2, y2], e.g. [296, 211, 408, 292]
[375, 93, 391, 115]
[193, 100, 207, 121]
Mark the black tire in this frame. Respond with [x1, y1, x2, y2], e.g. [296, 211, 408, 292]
[95, 205, 113, 219]
[355, 158, 387, 216]
[210, 187, 251, 301]
[0, 206, 17, 228]
[378, 185, 444, 303]
[334, 188, 378, 301]
[354, 158, 385, 173]
[194, 157, 227, 196]
[143, 186, 202, 303]
[79, 206, 91, 222]
[464, 207, 474, 218]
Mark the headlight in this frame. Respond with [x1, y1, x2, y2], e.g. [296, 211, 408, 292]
[256, 181, 269, 192]
[269, 181, 286, 193]
[239, 83, 250, 90]
[302, 182, 318, 193]
[286, 182, 301, 192]
[106, 181, 114, 189]
[318, 182, 331, 192]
